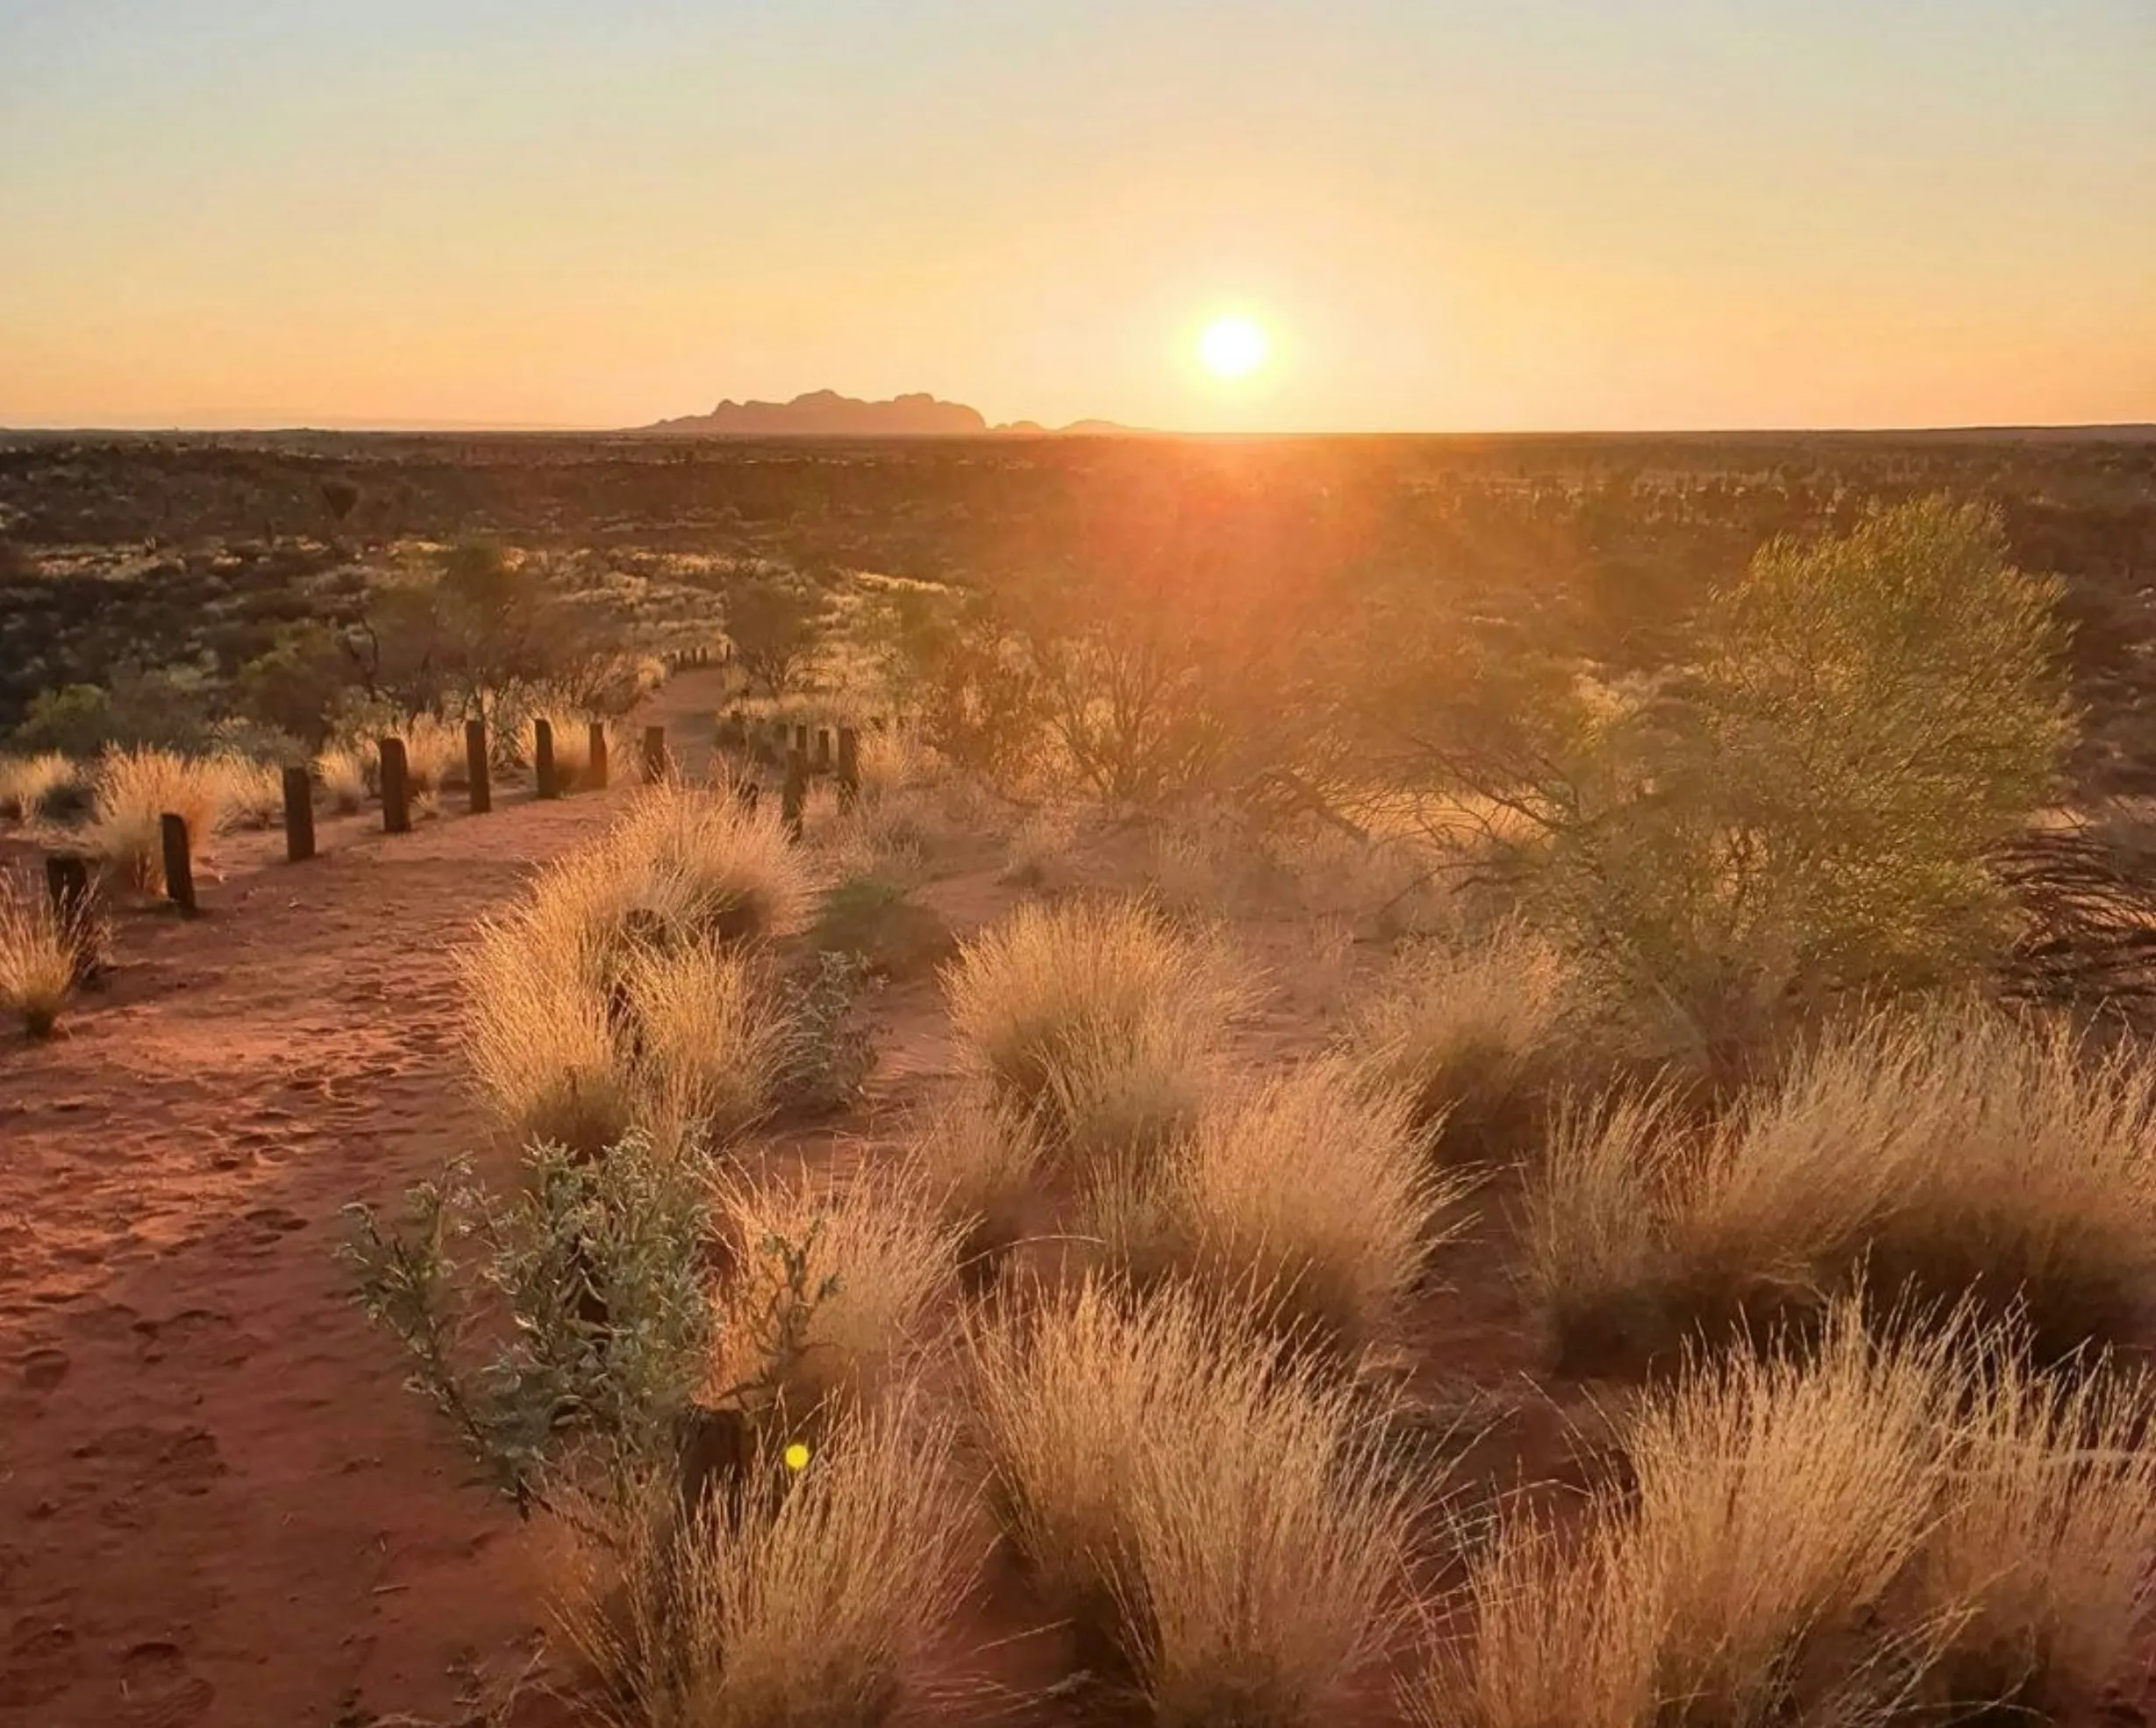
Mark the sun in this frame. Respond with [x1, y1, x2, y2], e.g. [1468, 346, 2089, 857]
[1197, 315, 1269, 379]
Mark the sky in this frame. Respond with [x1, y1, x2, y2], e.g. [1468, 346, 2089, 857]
[1, 0, 2152, 433]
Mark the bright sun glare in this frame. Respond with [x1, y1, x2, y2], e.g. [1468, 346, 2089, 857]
[1198, 315, 1270, 379]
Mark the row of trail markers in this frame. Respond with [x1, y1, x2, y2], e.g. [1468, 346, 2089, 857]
[49, 716, 683, 923]
[768, 725, 860, 841]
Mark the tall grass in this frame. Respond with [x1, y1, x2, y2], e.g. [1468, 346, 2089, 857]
[1416, 1299, 2156, 1728]
[1344, 921, 1574, 1153]
[942, 897, 1253, 1176]
[1524, 1001, 2156, 1371]
[86, 747, 237, 894]
[598, 783, 817, 949]
[0, 752, 81, 821]
[0, 878, 83, 1037]
[619, 939, 789, 1153]
[968, 1278, 1435, 1724]
[909, 1091, 1046, 1279]
[567, 1399, 977, 1728]
[459, 900, 632, 1156]
[1091, 1060, 1474, 1353]
[315, 744, 369, 813]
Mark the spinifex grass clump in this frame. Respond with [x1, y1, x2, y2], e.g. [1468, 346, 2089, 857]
[968, 1278, 1437, 1725]
[1413, 1297, 2156, 1728]
[1343, 921, 1574, 1155]
[0, 876, 102, 1037]
[87, 746, 238, 895]
[1524, 1000, 2156, 1373]
[1086, 1058, 1476, 1355]
[568, 1399, 978, 1728]
[942, 896, 1253, 1178]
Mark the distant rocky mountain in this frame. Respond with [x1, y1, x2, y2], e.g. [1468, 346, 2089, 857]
[632, 389, 1142, 437]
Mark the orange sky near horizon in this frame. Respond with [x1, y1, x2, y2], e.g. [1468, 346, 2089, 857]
[1, 0, 2151, 433]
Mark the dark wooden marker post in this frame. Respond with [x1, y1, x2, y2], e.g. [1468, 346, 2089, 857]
[160, 814, 197, 913]
[782, 750, 808, 840]
[44, 853, 95, 977]
[533, 719, 558, 800]
[642, 725, 669, 784]
[837, 727, 860, 808]
[282, 765, 316, 863]
[466, 718, 491, 814]
[813, 727, 832, 775]
[379, 737, 412, 834]
[793, 722, 810, 760]
[587, 721, 609, 791]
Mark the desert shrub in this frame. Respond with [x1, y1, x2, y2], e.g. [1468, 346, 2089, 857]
[1524, 1001, 2156, 1373]
[1097, 1060, 1474, 1353]
[1412, 1298, 1969, 1728]
[86, 746, 237, 894]
[397, 715, 470, 792]
[345, 1130, 717, 1516]
[968, 1277, 1434, 1722]
[0, 877, 91, 1037]
[727, 581, 822, 698]
[999, 803, 1079, 889]
[1343, 921, 1575, 1152]
[0, 752, 82, 822]
[710, 1171, 960, 1439]
[942, 897, 1251, 1177]
[569, 1397, 975, 1728]
[809, 875, 955, 980]
[768, 951, 875, 1117]
[909, 1091, 1046, 1282]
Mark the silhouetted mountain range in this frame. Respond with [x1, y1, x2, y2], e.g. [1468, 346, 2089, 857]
[632, 389, 1144, 437]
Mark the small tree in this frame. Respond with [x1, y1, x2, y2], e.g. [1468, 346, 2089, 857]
[726, 582, 819, 697]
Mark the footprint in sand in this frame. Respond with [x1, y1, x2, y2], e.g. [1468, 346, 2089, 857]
[117, 1640, 216, 1727]
[20, 1346, 69, 1392]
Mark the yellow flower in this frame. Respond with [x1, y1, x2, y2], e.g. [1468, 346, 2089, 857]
[782, 1440, 811, 1473]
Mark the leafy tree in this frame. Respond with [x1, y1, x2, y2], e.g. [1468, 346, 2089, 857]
[726, 581, 818, 696]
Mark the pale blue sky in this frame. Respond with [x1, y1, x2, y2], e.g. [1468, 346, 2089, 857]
[2, 0, 2150, 429]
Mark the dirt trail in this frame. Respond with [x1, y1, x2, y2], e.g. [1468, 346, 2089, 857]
[0, 680, 728, 1728]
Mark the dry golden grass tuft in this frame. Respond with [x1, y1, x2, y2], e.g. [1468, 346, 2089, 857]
[567, 1397, 977, 1728]
[520, 708, 604, 789]
[942, 897, 1253, 1176]
[1104, 1059, 1476, 1353]
[314, 744, 369, 813]
[853, 725, 937, 802]
[1344, 920, 1574, 1153]
[1524, 1001, 2156, 1371]
[618, 939, 789, 1153]
[217, 756, 287, 830]
[397, 716, 471, 792]
[1914, 1352, 2156, 1719]
[0, 752, 81, 821]
[968, 1277, 1436, 1724]
[0, 877, 83, 1037]
[458, 901, 633, 1157]
[86, 747, 236, 894]
[598, 782, 817, 949]
[1415, 1298, 2156, 1728]
[908, 1090, 1046, 1281]
[710, 1169, 961, 1436]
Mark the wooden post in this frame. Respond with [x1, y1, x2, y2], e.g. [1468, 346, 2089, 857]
[837, 727, 860, 807]
[160, 813, 197, 913]
[282, 765, 316, 863]
[782, 750, 807, 841]
[642, 725, 669, 783]
[534, 718, 558, 800]
[793, 722, 810, 760]
[466, 718, 491, 814]
[379, 737, 411, 833]
[813, 728, 832, 775]
[587, 721, 610, 791]
[43, 853, 97, 980]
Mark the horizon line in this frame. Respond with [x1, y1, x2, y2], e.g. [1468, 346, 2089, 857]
[4, 419, 2154, 440]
